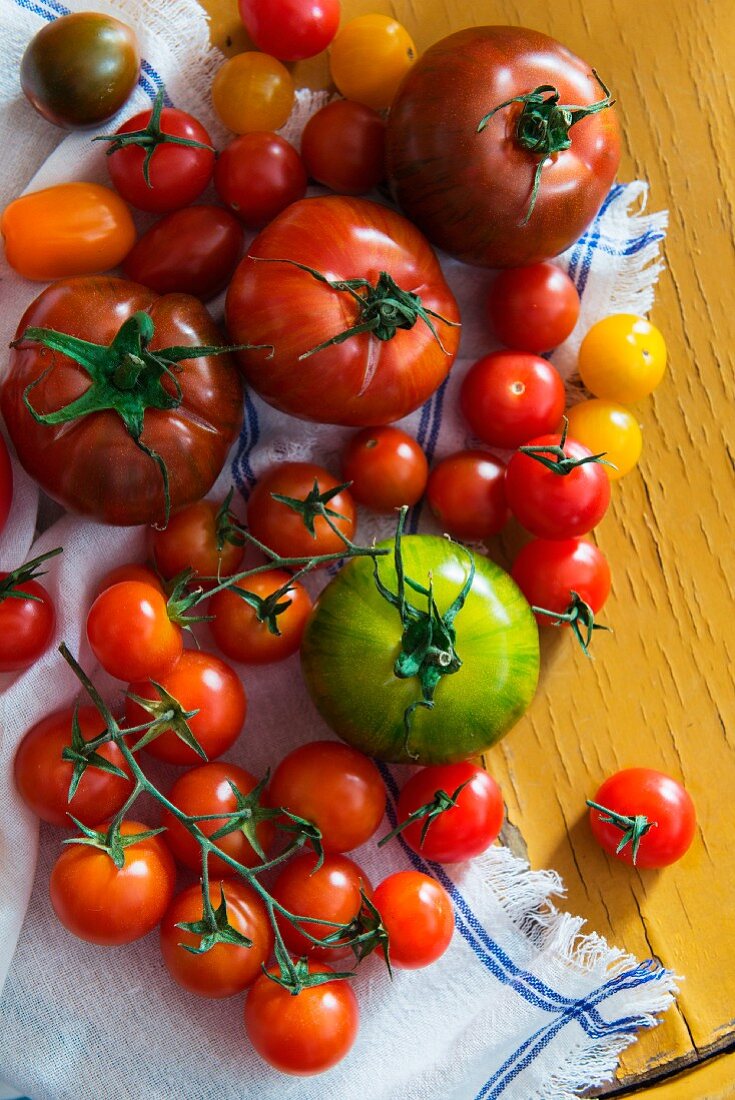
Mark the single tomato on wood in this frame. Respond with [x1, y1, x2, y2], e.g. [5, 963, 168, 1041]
[588, 769, 696, 868]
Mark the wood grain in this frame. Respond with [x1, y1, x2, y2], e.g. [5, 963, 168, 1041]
[200, 0, 735, 1091]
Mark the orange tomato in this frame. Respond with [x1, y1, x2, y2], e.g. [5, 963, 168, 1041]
[211, 53, 294, 134]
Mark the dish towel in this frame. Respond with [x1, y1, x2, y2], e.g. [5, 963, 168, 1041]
[0, 1, 674, 1099]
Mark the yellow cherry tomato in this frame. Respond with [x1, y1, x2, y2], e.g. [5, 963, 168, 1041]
[1, 182, 136, 281]
[577, 314, 667, 404]
[329, 15, 417, 111]
[212, 52, 294, 134]
[565, 400, 642, 480]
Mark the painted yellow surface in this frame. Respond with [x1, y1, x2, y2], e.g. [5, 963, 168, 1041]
[200, 0, 735, 1091]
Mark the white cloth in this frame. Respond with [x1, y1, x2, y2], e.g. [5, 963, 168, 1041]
[0, 2, 673, 1098]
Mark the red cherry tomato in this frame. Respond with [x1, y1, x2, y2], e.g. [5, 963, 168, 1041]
[341, 426, 428, 512]
[247, 463, 357, 561]
[214, 132, 307, 229]
[122, 205, 243, 300]
[588, 769, 696, 868]
[209, 569, 313, 665]
[87, 580, 182, 682]
[426, 451, 508, 540]
[14, 706, 132, 828]
[163, 762, 274, 876]
[238, 0, 341, 62]
[460, 351, 566, 449]
[151, 498, 244, 582]
[96, 563, 164, 597]
[393, 762, 504, 863]
[0, 570, 55, 673]
[245, 961, 359, 1075]
[269, 740, 386, 854]
[160, 879, 274, 997]
[511, 538, 611, 624]
[373, 870, 454, 968]
[301, 100, 386, 195]
[0, 434, 12, 535]
[272, 852, 372, 960]
[487, 263, 580, 353]
[505, 434, 611, 539]
[125, 650, 247, 766]
[49, 820, 176, 945]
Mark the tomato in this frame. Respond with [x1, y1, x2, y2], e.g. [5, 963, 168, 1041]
[87, 580, 182, 682]
[578, 315, 667, 403]
[125, 650, 247, 765]
[301, 100, 386, 195]
[373, 871, 454, 969]
[272, 852, 372, 960]
[565, 400, 643, 480]
[588, 768, 696, 868]
[425, 451, 508, 541]
[13, 706, 132, 828]
[486, 263, 580, 353]
[122, 206, 243, 301]
[212, 53, 294, 134]
[391, 762, 504, 863]
[151, 498, 244, 582]
[247, 463, 356, 561]
[460, 352, 566, 449]
[269, 741, 386, 854]
[238, 0, 340, 61]
[226, 195, 460, 426]
[20, 12, 139, 128]
[244, 962, 359, 1075]
[163, 762, 275, 876]
[103, 99, 215, 214]
[1, 183, 136, 282]
[301, 535, 539, 764]
[49, 820, 176, 945]
[386, 27, 620, 268]
[505, 433, 611, 539]
[0, 434, 12, 536]
[0, 568, 55, 673]
[329, 15, 417, 111]
[214, 132, 307, 229]
[160, 880, 273, 997]
[341, 426, 428, 512]
[511, 538, 611, 624]
[209, 569, 313, 664]
[97, 563, 164, 596]
[2, 277, 243, 526]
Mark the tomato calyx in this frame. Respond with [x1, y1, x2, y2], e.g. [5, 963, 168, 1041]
[585, 799, 658, 864]
[214, 487, 247, 555]
[322, 889, 393, 973]
[265, 953, 355, 995]
[519, 416, 615, 475]
[532, 590, 610, 657]
[378, 778, 472, 850]
[272, 478, 356, 544]
[60, 705, 129, 804]
[125, 683, 203, 757]
[0, 546, 63, 604]
[63, 814, 165, 870]
[93, 88, 215, 188]
[176, 880, 253, 955]
[477, 71, 615, 225]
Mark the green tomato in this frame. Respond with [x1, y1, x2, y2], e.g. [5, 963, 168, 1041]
[20, 13, 140, 129]
[301, 535, 539, 765]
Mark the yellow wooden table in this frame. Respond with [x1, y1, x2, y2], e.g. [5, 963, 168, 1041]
[201, 0, 735, 1093]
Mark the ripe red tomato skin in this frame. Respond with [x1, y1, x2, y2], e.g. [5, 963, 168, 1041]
[238, 0, 340, 62]
[0, 434, 12, 535]
[96, 563, 164, 597]
[106, 106, 215, 213]
[209, 569, 313, 665]
[395, 763, 504, 863]
[269, 740, 386, 854]
[245, 961, 359, 1076]
[373, 870, 454, 968]
[151, 498, 244, 582]
[271, 852, 372, 960]
[301, 100, 386, 195]
[511, 538, 611, 623]
[125, 650, 247, 765]
[341, 426, 428, 512]
[589, 769, 696, 869]
[214, 133, 307, 229]
[122, 205, 243, 301]
[13, 706, 132, 828]
[487, 264, 580, 353]
[426, 451, 509, 540]
[86, 580, 183, 683]
[160, 879, 274, 997]
[247, 462, 357, 561]
[460, 352, 566, 449]
[505, 434, 611, 539]
[0, 575, 55, 672]
[49, 819, 176, 945]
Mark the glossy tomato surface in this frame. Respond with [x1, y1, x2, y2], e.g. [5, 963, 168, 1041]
[341, 426, 427, 512]
[511, 538, 611, 622]
[212, 53, 294, 134]
[209, 569, 313, 664]
[505, 434, 611, 539]
[329, 15, 416, 111]
[238, 0, 340, 62]
[0, 575, 55, 672]
[272, 852, 372, 960]
[301, 536, 539, 763]
[373, 871, 454, 968]
[425, 451, 508, 540]
[589, 768, 696, 868]
[87, 580, 182, 682]
[386, 26, 620, 267]
[459, 351, 566, 449]
[247, 462, 356, 560]
[565, 400, 643, 480]
[487, 263, 580, 353]
[2, 277, 243, 525]
[226, 195, 460, 426]
[301, 100, 386, 195]
[151, 497, 244, 581]
[214, 133, 307, 229]
[393, 762, 504, 862]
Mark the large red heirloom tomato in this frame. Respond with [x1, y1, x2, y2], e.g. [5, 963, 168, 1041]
[1, 277, 243, 526]
[386, 26, 621, 268]
[225, 195, 461, 426]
